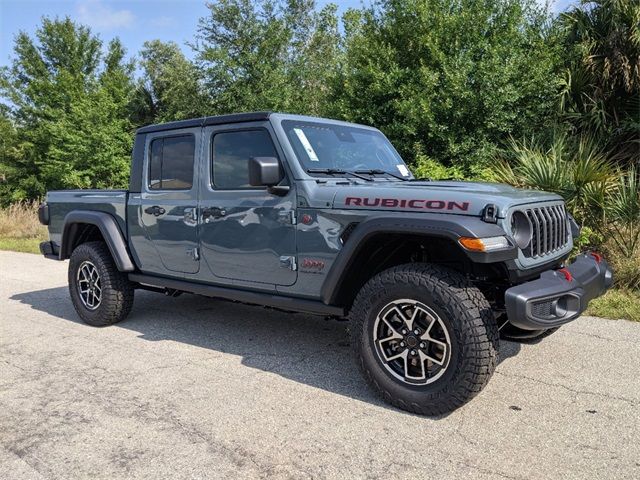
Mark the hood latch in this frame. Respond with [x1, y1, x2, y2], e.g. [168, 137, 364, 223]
[482, 203, 498, 223]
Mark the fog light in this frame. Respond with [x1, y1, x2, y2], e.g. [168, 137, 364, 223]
[553, 298, 568, 317]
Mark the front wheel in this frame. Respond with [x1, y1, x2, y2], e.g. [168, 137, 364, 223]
[68, 241, 134, 326]
[350, 263, 499, 415]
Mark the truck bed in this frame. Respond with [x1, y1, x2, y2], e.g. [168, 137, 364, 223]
[45, 190, 129, 248]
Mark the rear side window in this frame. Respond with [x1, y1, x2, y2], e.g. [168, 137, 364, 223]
[212, 129, 278, 189]
[148, 135, 195, 190]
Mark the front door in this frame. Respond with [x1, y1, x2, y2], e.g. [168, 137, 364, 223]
[139, 130, 200, 274]
[198, 124, 297, 286]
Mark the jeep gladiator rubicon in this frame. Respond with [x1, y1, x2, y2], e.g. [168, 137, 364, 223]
[38, 112, 613, 415]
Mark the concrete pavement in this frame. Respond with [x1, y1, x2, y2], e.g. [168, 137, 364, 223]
[1, 250, 639, 479]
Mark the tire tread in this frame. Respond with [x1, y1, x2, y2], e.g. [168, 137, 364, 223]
[349, 263, 498, 415]
[68, 241, 134, 326]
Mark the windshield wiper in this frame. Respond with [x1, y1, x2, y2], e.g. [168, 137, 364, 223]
[307, 168, 373, 182]
[354, 169, 408, 181]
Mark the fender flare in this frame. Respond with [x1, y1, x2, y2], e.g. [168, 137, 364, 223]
[320, 214, 517, 305]
[60, 210, 135, 272]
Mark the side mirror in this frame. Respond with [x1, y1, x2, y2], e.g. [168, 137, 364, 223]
[248, 156, 283, 187]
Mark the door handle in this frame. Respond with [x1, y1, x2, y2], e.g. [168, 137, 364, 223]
[202, 207, 226, 222]
[144, 205, 166, 216]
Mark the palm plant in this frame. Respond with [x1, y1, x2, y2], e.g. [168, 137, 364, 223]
[605, 166, 640, 258]
[494, 133, 615, 226]
[560, 0, 640, 164]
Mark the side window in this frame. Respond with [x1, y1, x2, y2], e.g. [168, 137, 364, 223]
[148, 135, 195, 190]
[212, 129, 278, 189]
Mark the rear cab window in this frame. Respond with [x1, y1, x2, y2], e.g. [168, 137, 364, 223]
[148, 135, 195, 190]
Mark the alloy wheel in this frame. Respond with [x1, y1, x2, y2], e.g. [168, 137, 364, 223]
[373, 299, 451, 385]
[77, 260, 102, 310]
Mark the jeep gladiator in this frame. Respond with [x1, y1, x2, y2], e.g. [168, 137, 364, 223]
[38, 112, 613, 414]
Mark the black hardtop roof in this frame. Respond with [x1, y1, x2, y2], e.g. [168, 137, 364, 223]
[136, 111, 272, 134]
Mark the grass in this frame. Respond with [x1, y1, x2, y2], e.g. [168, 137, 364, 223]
[586, 289, 640, 322]
[0, 201, 48, 254]
[0, 236, 43, 254]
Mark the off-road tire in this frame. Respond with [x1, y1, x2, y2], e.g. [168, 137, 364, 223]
[68, 241, 134, 326]
[350, 263, 499, 415]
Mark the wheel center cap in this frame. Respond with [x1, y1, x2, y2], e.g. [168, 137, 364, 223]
[406, 336, 418, 348]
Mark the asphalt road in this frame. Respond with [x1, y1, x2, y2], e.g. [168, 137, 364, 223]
[1, 251, 639, 479]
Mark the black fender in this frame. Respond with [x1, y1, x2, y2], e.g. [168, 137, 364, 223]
[60, 210, 135, 272]
[320, 213, 517, 305]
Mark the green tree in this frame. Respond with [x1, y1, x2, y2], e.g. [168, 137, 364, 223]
[332, 0, 562, 174]
[0, 107, 22, 202]
[133, 40, 205, 125]
[0, 18, 135, 200]
[194, 0, 340, 115]
[560, 0, 640, 163]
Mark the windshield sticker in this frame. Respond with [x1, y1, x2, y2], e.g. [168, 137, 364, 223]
[396, 164, 410, 177]
[293, 128, 320, 162]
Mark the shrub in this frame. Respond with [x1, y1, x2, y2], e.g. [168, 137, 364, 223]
[411, 148, 465, 180]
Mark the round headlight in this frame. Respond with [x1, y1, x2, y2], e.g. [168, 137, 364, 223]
[510, 211, 533, 249]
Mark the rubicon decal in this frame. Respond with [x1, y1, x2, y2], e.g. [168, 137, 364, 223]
[301, 258, 325, 271]
[345, 197, 470, 211]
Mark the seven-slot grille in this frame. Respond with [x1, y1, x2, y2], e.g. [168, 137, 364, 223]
[522, 204, 569, 258]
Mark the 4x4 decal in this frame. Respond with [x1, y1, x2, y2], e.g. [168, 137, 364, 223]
[345, 196, 470, 211]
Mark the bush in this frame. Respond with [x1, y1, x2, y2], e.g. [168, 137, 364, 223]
[333, 0, 562, 173]
[411, 148, 465, 180]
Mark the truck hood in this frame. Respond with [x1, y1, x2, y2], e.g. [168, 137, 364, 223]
[330, 180, 563, 217]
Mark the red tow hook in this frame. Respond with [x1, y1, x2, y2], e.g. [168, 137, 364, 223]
[557, 268, 573, 282]
[590, 252, 603, 263]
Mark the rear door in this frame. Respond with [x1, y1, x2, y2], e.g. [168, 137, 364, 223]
[138, 128, 200, 274]
[198, 123, 297, 286]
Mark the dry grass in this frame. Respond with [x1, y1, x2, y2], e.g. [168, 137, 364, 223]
[0, 201, 48, 254]
[602, 243, 640, 291]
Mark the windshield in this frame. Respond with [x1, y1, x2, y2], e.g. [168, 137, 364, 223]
[282, 120, 411, 178]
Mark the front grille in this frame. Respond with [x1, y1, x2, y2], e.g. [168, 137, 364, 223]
[523, 204, 569, 258]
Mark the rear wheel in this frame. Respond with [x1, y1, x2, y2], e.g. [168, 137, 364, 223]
[68, 241, 134, 326]
[350, 263, 498, 415]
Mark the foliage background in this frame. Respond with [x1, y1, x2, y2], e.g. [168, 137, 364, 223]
[0, 0, 638, 297]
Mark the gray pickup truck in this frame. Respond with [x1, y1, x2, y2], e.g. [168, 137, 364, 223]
[38, 112, 612, 414]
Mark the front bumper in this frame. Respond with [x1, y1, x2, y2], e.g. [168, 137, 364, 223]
[505, 252, 613, 330]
